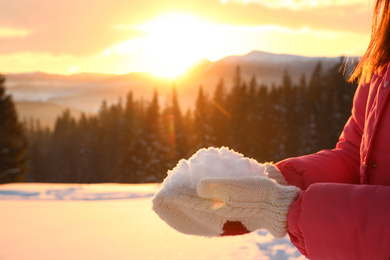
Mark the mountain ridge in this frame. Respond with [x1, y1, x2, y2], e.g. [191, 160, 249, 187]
[6, 50, 354, 81]
[4, 50, 356, 128]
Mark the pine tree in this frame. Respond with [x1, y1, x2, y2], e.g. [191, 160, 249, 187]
[321, 57, 357, 149]
[0, 74, 29, 183]
[243, 76, 260, 158]
[50, 109, 77, 182]
[306, 62, 326, 152]
[104, 101, 124, 182]
[209, 78, 229, 147]
[73, 113, 100, 183]
[253, 84, 272, 161]
[294, 75, 312, 156]
[143, 89, 165, 182]
[121, 91, 142, 183]
[172, 86, 188, 158]
[96, 100, 125, 182]
[193, 85, 213, 149]
[226, 66, 249, 154]
[26, 119, 51, 182]
[280, 69, 298, 158]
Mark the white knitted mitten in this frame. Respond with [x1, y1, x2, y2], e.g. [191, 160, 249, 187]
[152, 176, 300, 238]
[264, 163, 288, 186]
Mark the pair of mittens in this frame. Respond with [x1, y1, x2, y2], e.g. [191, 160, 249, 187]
[152, 164, 300, 238]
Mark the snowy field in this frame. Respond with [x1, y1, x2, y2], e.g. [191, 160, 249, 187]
[0, 183, 306, 260]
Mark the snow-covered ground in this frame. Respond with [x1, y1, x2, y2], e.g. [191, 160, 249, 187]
[0, 183, 306, 260]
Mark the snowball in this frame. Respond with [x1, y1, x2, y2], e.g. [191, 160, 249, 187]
[162, 147, 266, 190]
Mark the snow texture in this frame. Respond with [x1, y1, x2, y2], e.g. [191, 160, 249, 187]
[163, 147, 266, 190]
[0, 184, 154, 200]
[0, 183, 306, 260]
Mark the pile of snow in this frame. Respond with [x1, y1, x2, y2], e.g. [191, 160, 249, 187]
[163, 147, 266, 190]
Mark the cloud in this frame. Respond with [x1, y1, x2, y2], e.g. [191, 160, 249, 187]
[0, 0, 148, 56]
[207, 2, 371, 34]
[223, 0, 368, 10]
[0, 27, 33, 38]
[0, 52, 77, 74]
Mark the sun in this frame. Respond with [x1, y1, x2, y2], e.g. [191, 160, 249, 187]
[107, 12, 248, 78]
[136, 13, 216, 78]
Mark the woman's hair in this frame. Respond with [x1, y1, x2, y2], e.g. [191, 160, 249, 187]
[349, 0, 390, 82]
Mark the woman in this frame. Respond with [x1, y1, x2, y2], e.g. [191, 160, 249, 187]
[274, 0, 390, 258]
[153, 1, 390, 259]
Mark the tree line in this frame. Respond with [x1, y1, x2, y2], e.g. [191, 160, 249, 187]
[0, 74, 28, 184]
[1, 58, 357, 183]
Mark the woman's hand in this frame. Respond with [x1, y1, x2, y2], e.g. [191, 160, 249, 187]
[153, 176, 300, 238]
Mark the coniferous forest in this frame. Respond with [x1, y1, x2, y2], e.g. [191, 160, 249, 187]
[0, 74, 29, 184]
[2, 59, 358, 183]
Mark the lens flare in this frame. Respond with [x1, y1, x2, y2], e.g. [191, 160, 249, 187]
[167, 114, 176, 158]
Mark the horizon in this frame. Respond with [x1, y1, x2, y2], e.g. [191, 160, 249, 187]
[3, 49, 361, 77]
[1, 1, 371, 78]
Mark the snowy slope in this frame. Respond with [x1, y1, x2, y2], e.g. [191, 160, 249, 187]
[0, 183, 306, 260]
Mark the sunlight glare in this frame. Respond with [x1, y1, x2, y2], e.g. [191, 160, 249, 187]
[109, 12, 242, 79]
[106, 12, 279, 77]
[135, 13, 216, 78]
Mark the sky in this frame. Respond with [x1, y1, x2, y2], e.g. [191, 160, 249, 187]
[0, 0, 372, 78]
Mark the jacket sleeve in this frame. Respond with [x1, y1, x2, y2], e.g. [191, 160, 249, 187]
[288, 183, 390, 259]
[274, 81, 385, 259]
[275, 80, 369, 190]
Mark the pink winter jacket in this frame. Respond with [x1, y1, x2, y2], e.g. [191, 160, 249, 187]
[276, 64, 390, 260]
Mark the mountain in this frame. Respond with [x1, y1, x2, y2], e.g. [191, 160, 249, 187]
[223, 50, 336, 63]
[5, 50, 356, 128]
[203, 50, 350, 86]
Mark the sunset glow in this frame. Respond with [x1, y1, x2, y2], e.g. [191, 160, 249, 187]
[105, 12, 256, 78]
[0, 0, 372, 77]
[124, 13, 221, 78]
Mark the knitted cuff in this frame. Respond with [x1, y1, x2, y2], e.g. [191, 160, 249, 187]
[249, 183, 301, 238]
[264, 163, 288, 186]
